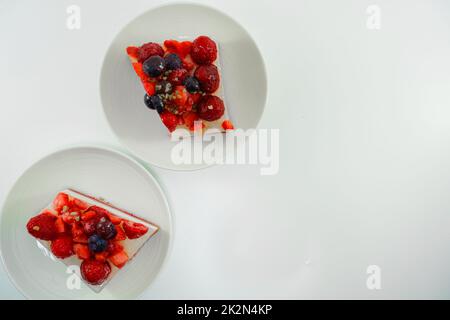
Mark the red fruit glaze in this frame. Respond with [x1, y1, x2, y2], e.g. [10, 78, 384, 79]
[197, 95, 225, 121]
[191, 36, 217, 65]
[26, 213, 57, 240]
[80, 259, 111, 285]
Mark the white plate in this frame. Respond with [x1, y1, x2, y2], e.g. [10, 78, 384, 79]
[0, 146, 172, 299]
[100, 3, 267, 170]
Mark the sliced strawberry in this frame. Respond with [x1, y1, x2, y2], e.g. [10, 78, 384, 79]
[109, 250, 129, 269]
[72, 223, 88, 243]
[190, 92, 202, 105]
[80, 259, 111, 285]
[53, 192, 70, 213]
[106, 241, 124, 255]
[62, 211, 80, 224]
[122, 220, 149, 239]
[74, 244, 90, 260]
[114, 224, 127, 241]
[50, 235, 74, 259]
[172, 86, 189, 107]
[106, 213, 122, 225]
[71, 198, 89, 211]
[81, 210, 97, 221]
[26, 213, 58, 240]
[222, 120, 234, 130]
[95, 251, 109, 263]
[160, 111, 179, 132]
[126, 46, 139, 60]
[183, 111, 200, 130]
[164, 40, 192, 59]
[167, 69, 188, 86]
[55, 216, 66, 233]
[132, 62, 150, 82]
[143, 81, 156, 95]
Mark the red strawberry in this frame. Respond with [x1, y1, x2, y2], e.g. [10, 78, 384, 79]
[191, 36, 217, 65]
[53, 192, 70, 213]
[81, 210, 97, 221]
[138, 42, 164, 62]
[88, 206, 109, 219]
[122, 221, 149, 239]
[55, 216, 66, 233]
[222, 120, 234, 130]
[172, 86, 189, 107]
[106, 241, 124, 255]
[143, 81, 156, 95]
[51, 235, 74, 259]
[114, 224, 127, 241]
[71, 198, 89, 211]
[164, 40, 192, 58]
[106, 213, 122, 225]
[95, 252, 109, 263]
[82, 219, 97, 236]
[190, 92, 202, 105]
[109, 250, 129, 269]
[132, 63, 150, 82]
[160, 111, 179, 132]
[74, 244, 90, 260]
[167, 69, 188, 86]
[26, 213, 57, 240]
[126, 46, 139, 60]
[72, 223, 88, 243]
[62, 210, 80, 224]
[80, 259, 111, 285]
[183, 111, 200, 131]
[194, 64, 220, 93]
[198, 95, 225, 121]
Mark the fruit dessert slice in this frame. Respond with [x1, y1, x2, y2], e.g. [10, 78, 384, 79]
[26, 189, 159, 293]
[126, 36, 234, 134]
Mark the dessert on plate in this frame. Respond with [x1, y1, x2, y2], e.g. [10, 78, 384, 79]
[26, 189, 159, 292]
[126, 35, 234, 133]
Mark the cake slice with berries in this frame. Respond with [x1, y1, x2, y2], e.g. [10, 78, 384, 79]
[26, 189, 159, 293]
[126, 36, 234, 134]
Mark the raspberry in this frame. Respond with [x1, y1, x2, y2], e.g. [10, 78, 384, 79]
[26, 213, 57, 240]
[138, 42, 164, 62]
[198, 95, 225, 121]
[122, 221, 149, 239]
[50, 235, 74, 259]
[191, 36, 217, 65]
[159, 111, 179, 132]
[194, 65, 220, 93]
[80, 259, 111, 285]
[167, 69, 188, 86]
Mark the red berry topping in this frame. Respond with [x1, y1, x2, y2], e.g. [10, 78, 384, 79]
[194, 64, 220, 93]
[114, 225, 127, 241]
[122, 221, 149, 239]
[53, 192, 70, 213]
[138, 42, 164, 62]
[80, 259, 111, 285]
[164, 40, 192, 58]
[172, 86, 189, 107]
[126, 46, 139, 60]
[222, 120, 234, 130]
[54, 216, 66, 234]
[50, 235, 74, 259]
[74, 244, 90, 260]
[26, 212, 57, 240]
[106, 241, 124, 255]
[82, 219, 97, 236]
[109, 250, 129, 269]
[160, 111, 179, 132]
[198, 95, 225, 121]
[167, 68, 188, 86]
[191, 36, 218, 65]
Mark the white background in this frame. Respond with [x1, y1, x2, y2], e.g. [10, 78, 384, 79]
[1, 0, 450, 299]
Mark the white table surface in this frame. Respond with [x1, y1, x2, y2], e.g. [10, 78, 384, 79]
[1, 0, 450, 299]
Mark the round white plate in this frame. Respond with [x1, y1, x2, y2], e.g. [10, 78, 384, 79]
[0, 146, 172, 299]
[100, 3, 267, 170]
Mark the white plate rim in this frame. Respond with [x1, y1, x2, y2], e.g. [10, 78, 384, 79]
[99, 1, 269, 171]
[0, 144, 174, 299]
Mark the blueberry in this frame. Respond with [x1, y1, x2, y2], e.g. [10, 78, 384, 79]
[88, 234, 108, 253]
[152, 95, 165, 113]
[183, 76, 200, 93]
[164, 53, 182, 70]
[96, 217, 117, 240]
[155, 81, 173, 94]
[144, 94, 155, 109]
[143, 55, 165, 77]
